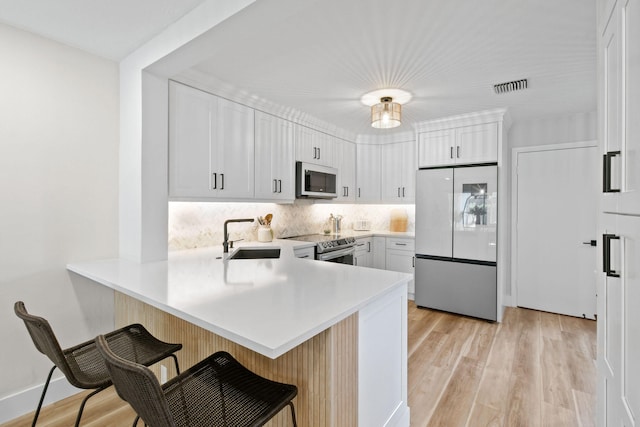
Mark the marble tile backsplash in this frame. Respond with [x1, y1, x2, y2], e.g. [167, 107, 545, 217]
[168, 201, 415, 251]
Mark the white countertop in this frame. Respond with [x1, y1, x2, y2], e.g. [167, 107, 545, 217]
[67, 239, 411, 359]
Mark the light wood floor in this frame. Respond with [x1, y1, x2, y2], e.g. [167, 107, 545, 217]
[2, 303, 596, 427]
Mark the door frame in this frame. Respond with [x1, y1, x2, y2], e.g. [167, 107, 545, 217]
[510, 140, 598, 308]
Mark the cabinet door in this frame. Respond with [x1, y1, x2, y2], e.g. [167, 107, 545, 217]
[456, 123, 498, 164]
[381, 143, 404, 202]
[168, 82, 214, 199]
[373, 236, 386, 269]
[254, 111, 294, 200]
[600, 213, 640, 426]
[336, 140, 356, 202]
[295, 126, 333, 167]
[620, 0, 640, 214]
[386, 249, 415, 295]
[400, 140, 416, 202]
[213, 98, 254, 198]
[356, 144, 381, 203]
[418, 129, 456, 167]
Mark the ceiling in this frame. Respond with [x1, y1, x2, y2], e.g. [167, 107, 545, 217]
[0, 0, 597, 136]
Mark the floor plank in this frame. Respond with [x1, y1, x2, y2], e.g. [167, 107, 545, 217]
[2, 303, 597, 427]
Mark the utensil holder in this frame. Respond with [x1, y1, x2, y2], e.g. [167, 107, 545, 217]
[258, 226, 273, 242]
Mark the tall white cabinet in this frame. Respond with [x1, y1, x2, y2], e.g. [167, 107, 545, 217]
[356, 144, 381, 203]
[254, 111, 295, 201]
[169, 81, 254, 200]
[381, 141, 416, 203]
[597, 0, 640, 425]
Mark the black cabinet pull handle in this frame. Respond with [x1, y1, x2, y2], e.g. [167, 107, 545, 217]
[603, 234, 620, 277]
[220, 173, 224, 190]
[212, 173, 217, 190]
[358, 188, 361, 198]
[603, 151, 621, 193]
[412, 256, 415, 268]
[398, 187, 401, 197]
[457, 146, 460, 158]
[367, 241, 371, 252]
[402, 187, 406, 197]
[273, 179, 277, 193]
[278, 179, 282, 193]
[317, 148, 321, 160]
[450, 146, 454, 159]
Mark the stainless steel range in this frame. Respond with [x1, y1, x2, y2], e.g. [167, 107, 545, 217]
[286, 234, 356, 264]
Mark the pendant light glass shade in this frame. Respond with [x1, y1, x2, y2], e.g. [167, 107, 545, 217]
[371, 97, 401, 129]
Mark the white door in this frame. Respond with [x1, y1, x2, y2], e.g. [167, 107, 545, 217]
[515, 144, 598, 318]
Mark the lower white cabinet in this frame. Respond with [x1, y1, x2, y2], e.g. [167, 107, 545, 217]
[385, 238, 416, 298]
[373, 237, 386, 269]
[599, 213, 640, 426]
[293, 246, 315, 260]
[354, 237, 373, 267]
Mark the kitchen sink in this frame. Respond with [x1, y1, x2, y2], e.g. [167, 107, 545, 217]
[227, 247, 281, 260]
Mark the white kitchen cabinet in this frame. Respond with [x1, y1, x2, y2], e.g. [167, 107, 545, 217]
[381, 141, 416, 203]
[354, 237, 373, 267]
[356, 144, 381, 203]
[599, 213, 640, 427]
[600, 0, 640, 215]
[169, 82, 254, 200]
[385, 238, 415, 299]
[295, 125, 334, 167]
[373, 237, 386, 269]
[335, 140, 357, 202]
[254, 111, 295, 201]
[418, 122, 498, 168]
[293, 246, 315, 260]
[597, 0, 640, 424]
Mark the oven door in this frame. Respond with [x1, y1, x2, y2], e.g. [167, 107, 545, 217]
[317, 246, 355, 265]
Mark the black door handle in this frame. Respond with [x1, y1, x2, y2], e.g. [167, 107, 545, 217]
[603, 151, 621, 193]
[603, 234, 620, 277]
[582, 240, 597, 246]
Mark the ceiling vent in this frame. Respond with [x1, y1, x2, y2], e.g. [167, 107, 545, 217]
[493, 79, 528, 94]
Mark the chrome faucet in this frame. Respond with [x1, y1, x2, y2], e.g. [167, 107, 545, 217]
[223, 218, 254, 253]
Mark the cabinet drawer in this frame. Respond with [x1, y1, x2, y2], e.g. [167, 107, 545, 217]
[386, 238, 415, 251]
[293, 246, 315, 259]
[355, 237, 372, 254]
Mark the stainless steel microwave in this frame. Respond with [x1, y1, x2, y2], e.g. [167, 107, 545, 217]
[295, 162, 338, 199]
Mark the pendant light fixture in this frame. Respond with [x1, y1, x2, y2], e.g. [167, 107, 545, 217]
[371, 97, 401, 129]
[361, 89, 411, 130]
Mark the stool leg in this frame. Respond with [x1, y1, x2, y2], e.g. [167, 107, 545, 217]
[170, 354, 180, 375]
[74, 386, 107, 427]
[289, 402, 297, 427]
[32, 366, 56, 427]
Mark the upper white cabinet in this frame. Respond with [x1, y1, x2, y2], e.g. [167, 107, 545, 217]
[356, 144, 381, 203]
[381, 140, 416, 203]
[600, 0, 640, 215]
[335, 140, 357, 202]
[254, 111, 295, 201]
[296, 125, 334, 167]
[169, 82, 254, 200]
[418, 122, 498, 168]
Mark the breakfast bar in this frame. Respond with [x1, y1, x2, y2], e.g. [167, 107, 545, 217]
[67, 242, 411, 427]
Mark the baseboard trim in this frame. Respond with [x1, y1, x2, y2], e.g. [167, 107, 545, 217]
[0, 376, 79, 424]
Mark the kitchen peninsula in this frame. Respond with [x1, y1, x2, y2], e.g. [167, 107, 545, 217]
[67, 240, 411, 427]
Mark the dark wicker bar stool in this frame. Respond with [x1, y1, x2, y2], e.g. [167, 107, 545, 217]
[95, 334, 299, 427]
[14, 301, 182, 427]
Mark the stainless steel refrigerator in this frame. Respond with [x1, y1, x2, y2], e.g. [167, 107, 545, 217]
[414, 165, 497, 321]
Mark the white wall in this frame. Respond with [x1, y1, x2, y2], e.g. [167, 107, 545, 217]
[0, 23, 119, 422]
